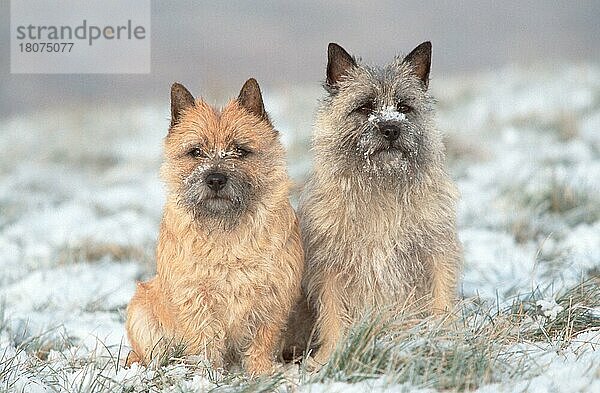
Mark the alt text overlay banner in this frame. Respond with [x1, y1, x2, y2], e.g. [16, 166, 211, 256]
[11, 0, 151, 74]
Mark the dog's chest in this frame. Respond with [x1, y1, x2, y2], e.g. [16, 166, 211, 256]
[309, 192, 430, 298]
[328, 200, 414, 263]
[174, 255, 275, 321]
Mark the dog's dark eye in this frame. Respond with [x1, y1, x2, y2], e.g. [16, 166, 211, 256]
[234, 147, 251, 158]
[354, 101, 374, 116]
[397, 103, 413, 114]
[188, 148, 205, 158]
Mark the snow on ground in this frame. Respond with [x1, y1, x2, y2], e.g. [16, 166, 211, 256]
[0, 64, 599, 391]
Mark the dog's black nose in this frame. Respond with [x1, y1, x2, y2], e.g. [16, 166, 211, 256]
[380, 124, 400, 142]
[205, 173, 228, 191]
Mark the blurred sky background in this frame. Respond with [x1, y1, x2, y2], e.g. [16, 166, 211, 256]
[1, 0, 599, 117]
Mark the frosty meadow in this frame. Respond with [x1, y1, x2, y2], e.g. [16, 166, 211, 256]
[0, 50, 599, 392]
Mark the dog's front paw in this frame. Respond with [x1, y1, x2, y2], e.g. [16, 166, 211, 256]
[124, 351, 142, 368]
[245, 356, 276, 376]
[303, 356, 326, 373]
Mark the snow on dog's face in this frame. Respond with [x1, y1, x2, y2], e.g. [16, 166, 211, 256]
[314, 42, 444, 184]
[161, 80, 286, 228]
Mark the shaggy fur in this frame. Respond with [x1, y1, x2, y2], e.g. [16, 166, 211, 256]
[291, 42, 462, 364]
[125, 79, 304, 374]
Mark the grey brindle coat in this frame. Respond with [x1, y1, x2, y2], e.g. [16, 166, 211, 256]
[295, 42, 462, 364]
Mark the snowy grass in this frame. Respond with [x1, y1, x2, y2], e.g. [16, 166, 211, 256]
[312, 311, 514, 391]
[1, 281, 598, 392]
[312, 279, 600, 391]
[1, 64, 599, 391]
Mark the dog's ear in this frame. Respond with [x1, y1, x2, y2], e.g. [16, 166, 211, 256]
[238, 78, 269, 122]
[403, 41, 432, 89]
[170, 83, 195, 128]
[326, 43, 357, 87]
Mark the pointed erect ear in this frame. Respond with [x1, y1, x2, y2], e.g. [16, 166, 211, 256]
[327, 43, 357, 87]
[170, 83, 195, 127]
[238, 78, 268, 121]
[403, 41, 432, 89]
